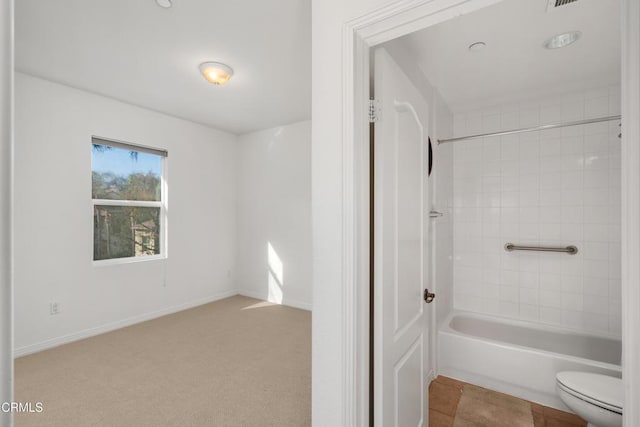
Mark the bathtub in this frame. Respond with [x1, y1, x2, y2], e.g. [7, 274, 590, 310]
[437, 311, 622, 410]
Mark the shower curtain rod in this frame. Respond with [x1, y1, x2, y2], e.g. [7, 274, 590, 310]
[437, 114, 621, 145]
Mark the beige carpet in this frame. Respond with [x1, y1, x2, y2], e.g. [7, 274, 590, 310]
[453, 384, 534, 427]
[15, 295, 311, 427]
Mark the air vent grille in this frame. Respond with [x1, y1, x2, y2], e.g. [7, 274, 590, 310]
[547, 0, 579, 12]
[555, 0, 578, 6]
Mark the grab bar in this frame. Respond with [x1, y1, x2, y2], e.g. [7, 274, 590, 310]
[504, 243, 578, 255]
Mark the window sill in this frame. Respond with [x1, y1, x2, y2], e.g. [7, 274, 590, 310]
[92, 254, 167, 267]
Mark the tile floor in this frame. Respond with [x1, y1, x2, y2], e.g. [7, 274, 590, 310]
[429, 376, 587, 427]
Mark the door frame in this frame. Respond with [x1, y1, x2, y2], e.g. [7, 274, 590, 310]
[340, 1, 640, 426]
[0, 1, 14, 427]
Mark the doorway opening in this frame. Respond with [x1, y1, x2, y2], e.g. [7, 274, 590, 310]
[366, 0, 629, 425]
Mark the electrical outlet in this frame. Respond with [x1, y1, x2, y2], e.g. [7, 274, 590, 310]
[50, 302, 59, 315]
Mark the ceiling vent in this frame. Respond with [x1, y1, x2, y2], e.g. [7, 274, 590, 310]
[547, 0, 579, 12]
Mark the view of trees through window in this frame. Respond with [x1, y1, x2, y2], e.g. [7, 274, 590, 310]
[92, 141, 165, 261]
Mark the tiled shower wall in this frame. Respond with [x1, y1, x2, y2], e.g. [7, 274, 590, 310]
[452, 86, 622, 337]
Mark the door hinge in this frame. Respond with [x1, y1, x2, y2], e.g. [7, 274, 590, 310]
[368, 99, 380, 123]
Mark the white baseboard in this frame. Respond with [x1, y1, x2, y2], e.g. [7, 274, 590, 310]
[14, 290, 238, 358]
[237, 289, 312, 311]
[427, 368, 436, 384]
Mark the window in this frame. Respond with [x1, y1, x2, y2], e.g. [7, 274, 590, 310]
[91, 137, 167, 262]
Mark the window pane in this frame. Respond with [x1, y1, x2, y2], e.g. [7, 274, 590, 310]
[92, 144, 162, 201]
[94, 206, 161, 260]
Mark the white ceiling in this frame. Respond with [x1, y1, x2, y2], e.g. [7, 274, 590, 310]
[398, 0, 620, 112]
[15, 0, 310, 135]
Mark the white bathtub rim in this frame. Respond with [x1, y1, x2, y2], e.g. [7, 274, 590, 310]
[440, 309, 623, 342]
[439, 310, 622, 373]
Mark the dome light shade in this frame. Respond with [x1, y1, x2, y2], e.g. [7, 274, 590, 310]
[199, 62, 233, 85]
[544, 31, 581, 49]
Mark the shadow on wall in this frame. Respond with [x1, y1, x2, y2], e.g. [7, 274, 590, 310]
[268, 241, 284, 304]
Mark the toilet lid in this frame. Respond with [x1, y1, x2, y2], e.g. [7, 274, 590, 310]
[556, 371, 623, 413]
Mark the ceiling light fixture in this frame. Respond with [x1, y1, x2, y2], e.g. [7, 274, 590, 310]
[468, 42, 486, 52]
[155, 0, 172, 8]
[199, 62, 234, 85]
[544, 31, 581, 49]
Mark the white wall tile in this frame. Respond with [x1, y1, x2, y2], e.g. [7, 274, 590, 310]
[561, 276, 583, 294]
[482, 253, 502, 269]
[561, 136, 584, 155]
[499, 301, 519, 317]
[584, 224, 611, 242]
[540, 307, 563, 324]
[519, 271, 539, 288]
[539, 223, 563, 240]
[584, 154, 610, 172]
[540, 290, 561, 308]
[500, 222, 520, 239]
[562, 295, 583, 313]
[582, 242, 609, 260]
[520, 304, 540, 321]
[452, 87, 621, 336]
[563, 310, 584, 329]
[520, 288, 539, 305]
[561, 257, 584, 276]
[561, 223, 583, 241]
[583, 276, 608, 296]
[539, 189, 562, 205]
[583, 313, 609, 334]
[584, 132, 609, 153]
[501, 270, 519, 287]
[609, 279, 622, 301]
[539, 273, 562, 290]
[583, 295, 608, 315]
[520, 207, 539, 223]
[501, 136, 520, 159]
[482, 299, 501, 315]
[483, 269, 501, 285]
[500, 286, 519, 303]
[561, 154, 584, 172]
[562, 171, 583, 190]
[609, 314, 622, 335]
[583, 189, 610, 206]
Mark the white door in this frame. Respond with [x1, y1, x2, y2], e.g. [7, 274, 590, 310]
[374, 47, 431, 427]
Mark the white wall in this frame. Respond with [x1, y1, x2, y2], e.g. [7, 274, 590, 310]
[13, 73, 238, 354]
[236, 121, 312, 310]
[0, 1, 13, 424]
[432, 94, 454, 327]
[621, 1, 640, 423]
[312, 1, 403, 424]
[452, 86, 622, 337]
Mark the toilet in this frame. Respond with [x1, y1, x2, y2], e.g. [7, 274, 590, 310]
[556, 371, 623, 427]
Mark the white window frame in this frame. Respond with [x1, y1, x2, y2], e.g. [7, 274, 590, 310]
[91, 136, 168, 266]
